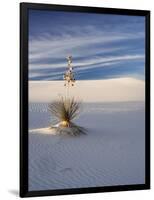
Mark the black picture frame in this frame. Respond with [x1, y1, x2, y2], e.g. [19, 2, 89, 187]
[20, 2, 150, 198]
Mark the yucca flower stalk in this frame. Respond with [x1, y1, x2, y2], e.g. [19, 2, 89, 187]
[48, 96, 86, 136]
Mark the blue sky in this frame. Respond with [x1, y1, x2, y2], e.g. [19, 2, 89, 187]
[28, 9, 145, 81]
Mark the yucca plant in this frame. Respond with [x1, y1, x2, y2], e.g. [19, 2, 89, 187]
[48, 96, 86, 136]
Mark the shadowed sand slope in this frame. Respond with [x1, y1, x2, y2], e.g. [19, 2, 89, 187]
[28, 102, 145, 191]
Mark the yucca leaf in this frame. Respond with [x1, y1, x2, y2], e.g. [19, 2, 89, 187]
[48, 97, 86, 135]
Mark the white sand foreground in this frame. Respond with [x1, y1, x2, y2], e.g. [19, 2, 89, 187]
[28, 102, 145, 191]
[28, 78, 145, 190]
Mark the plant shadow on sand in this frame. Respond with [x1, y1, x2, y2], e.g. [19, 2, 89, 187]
[48, 96, 87, 136]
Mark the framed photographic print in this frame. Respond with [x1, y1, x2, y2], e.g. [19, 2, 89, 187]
[20, 2, 150, 197]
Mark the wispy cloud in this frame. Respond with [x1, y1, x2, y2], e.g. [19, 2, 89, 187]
[28, 10, 145, 80]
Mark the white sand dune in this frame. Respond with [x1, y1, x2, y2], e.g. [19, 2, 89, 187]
[28, 79, 145, 190]
[29, 78, 145, 103]
[29, 127, 57, 135]
[28, 102, 145, 191]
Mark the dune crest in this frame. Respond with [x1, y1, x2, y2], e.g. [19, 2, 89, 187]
[29, 78, 145, 103]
